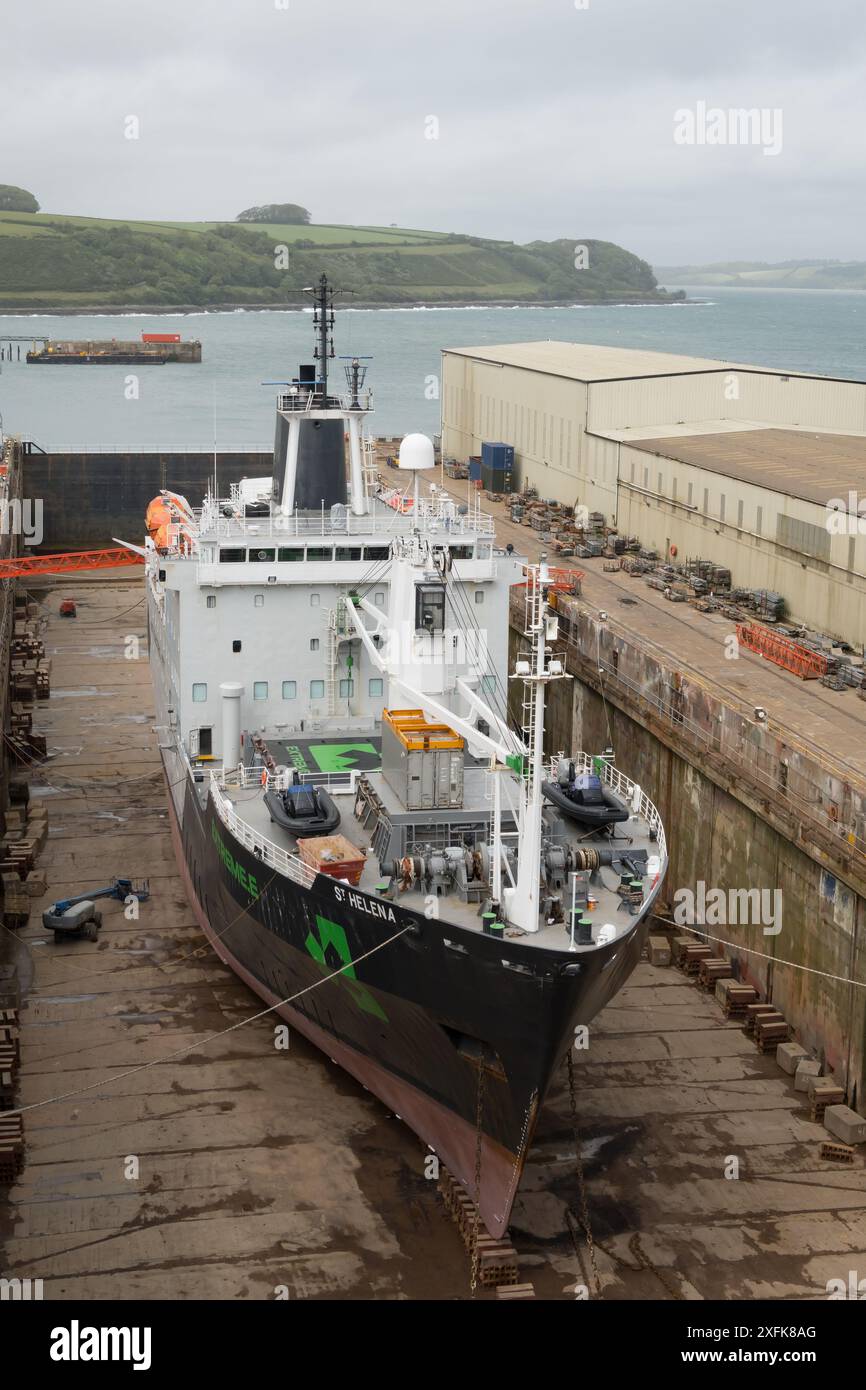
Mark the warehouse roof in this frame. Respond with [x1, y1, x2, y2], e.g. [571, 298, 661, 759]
[442, 340, 791, 382]
[622, 427, 866, 509]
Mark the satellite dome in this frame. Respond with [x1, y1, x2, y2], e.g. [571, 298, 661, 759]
[398, 433, 435, 470]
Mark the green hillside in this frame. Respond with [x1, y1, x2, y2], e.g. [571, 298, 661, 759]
[0, 211, 682, 309]
[654, 259, 866, 291]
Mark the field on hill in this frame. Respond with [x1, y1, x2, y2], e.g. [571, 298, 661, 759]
[0, 210, 680, 310]
[655, 258, 866, 291]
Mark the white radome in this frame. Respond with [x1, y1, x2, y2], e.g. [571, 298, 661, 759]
[398, 432, 435, 470]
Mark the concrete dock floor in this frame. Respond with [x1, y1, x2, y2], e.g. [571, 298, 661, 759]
[1, 578, 865, 1301]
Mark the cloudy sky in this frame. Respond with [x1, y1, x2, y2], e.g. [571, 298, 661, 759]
[3, 0, 864, 264]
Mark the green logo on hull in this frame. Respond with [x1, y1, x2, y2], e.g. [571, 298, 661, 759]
[305, 914, 388, 1021]
[212, 821, 260, 900]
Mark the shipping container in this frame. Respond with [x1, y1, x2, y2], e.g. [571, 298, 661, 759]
[481, 464, 513, 494]
[141, 333, 182, 344]
[481, 441, 515, 472]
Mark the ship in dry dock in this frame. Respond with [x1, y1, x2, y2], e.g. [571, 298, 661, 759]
[142, 276, 668, 1234]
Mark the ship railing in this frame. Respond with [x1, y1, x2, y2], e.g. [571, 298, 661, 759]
[209, 773, 317, 888]
[225, 765, 367, 794]
[186, 507, 495, 544]
[276, 390, 373, 414]
[554, 752, 668, 867]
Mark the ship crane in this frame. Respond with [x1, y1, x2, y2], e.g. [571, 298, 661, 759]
[344, 529, 570, 935]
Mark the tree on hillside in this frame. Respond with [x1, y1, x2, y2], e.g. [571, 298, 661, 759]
[236, 203, 310, 225]
[0, 185, 39, 212]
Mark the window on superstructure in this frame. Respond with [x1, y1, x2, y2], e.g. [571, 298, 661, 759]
[310, 680, 325, 699]
[369, 678, 384, 697]
[475, 590, 484, 605]
[254, 595, 264, 607]
[192, 683, 207, 702]
[278, 547, 304, 562]
[253, 682, 268, 700]
[282, 681, 297, 699]
[339, 679, 354, 698]
[310, 594, 321, 607]
[206, 595, 216, 608]
[481, 675, 496, 694]
[219, 548, 245, 563]
[450, 546, 473, 560]
[374, 591, 385, 607]
[250, 548, 275, 563]
[363, 546, 389, 561]
[310, 638, 320, 651]
[336, 547, 362, 561]
[307, 547, 332, 562]
[415, 585, 446, 633]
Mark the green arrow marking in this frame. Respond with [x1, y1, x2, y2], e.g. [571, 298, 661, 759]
[304, 914, 388, 1021]
[309, 741, 378, 773]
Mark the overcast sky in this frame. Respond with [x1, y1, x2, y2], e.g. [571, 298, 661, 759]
[2, 0, 864, 264]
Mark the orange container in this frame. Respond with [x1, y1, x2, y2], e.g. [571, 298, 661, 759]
[298, 834, 366, 886]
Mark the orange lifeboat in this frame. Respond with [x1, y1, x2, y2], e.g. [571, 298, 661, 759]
[145, 497, 173, 550]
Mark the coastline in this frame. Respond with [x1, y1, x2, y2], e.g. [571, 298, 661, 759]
[0, 294, 692, 317]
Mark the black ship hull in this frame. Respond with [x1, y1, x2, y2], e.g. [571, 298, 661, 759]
[167, 759, 658, 1235]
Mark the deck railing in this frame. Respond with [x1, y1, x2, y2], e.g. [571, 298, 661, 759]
[560, 752, 668, 868]
[209, 773, 317, 888]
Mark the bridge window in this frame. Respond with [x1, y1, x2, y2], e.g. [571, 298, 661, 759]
[219, 548, 246, 564]
[336, 547, 362, 561]
[363, 546, 389, 561]
[278, 547, 304, 562]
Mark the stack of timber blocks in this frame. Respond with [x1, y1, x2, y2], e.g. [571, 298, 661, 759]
[436, 1166, 531, 1295]
[0, 1005, 22, 1184]
[10, 596, 48, 758]
[1, 793, 49, 931]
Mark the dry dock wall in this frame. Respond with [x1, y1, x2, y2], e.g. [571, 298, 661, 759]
[21, 451, 272, 551]
[511, 593, 866, 1114]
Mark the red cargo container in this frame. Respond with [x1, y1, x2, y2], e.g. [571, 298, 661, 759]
[141, 333, 181, 344]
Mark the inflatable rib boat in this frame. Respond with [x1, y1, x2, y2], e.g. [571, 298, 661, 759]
[264, 781, 341, 837]
[542, 761, 630, 830]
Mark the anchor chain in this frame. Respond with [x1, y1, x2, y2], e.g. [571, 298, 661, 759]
[565, 1049, 602, 1296]
[469, 1055, 487, 1294]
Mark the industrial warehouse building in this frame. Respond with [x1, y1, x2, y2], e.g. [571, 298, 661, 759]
[440, 342, 866, 644]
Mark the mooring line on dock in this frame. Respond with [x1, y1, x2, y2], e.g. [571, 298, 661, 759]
[654, 918, 866, 990]
[4, 924, 413, 1119]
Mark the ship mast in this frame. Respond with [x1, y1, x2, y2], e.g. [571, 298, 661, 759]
[501, 557, 568, 932]
[306, 273, 339, 402]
